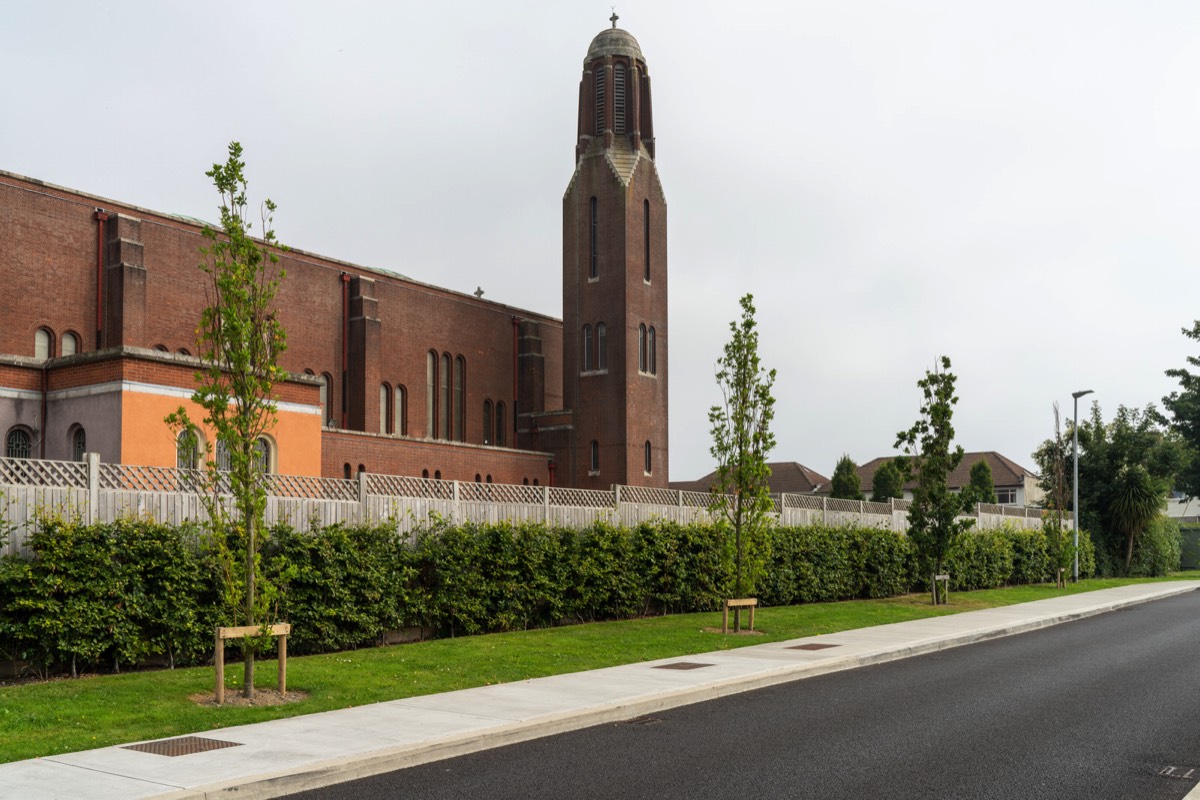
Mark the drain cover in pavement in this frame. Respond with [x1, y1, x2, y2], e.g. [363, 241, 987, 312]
[653, 662, 714, 670]
[787, 643, 842, 651]
[123, 736, 242, 757]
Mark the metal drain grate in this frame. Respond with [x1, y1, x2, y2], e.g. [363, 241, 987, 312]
[123, 736, 242, 757]
[653, 661, 714, 670]
[619, 715, 663, 725]
[788, 643, 842, 651]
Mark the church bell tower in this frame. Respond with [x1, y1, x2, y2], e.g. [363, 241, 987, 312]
[561, 16, 668, 488]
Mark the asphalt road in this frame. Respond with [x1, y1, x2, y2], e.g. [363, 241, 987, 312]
[294, 590, 1200, 800]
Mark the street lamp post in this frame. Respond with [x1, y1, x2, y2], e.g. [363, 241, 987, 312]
[1071, 389, 1094, 581]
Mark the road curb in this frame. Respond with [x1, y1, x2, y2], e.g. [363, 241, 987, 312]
[144, 584, 1198, 800]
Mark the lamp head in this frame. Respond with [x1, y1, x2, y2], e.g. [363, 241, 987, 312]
[1071, 389, 1094, 400]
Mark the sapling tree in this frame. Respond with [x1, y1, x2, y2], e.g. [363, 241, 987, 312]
[708, 294, 776, 622]
[895, 356, 972, 603]
[167, 141, 287, 699]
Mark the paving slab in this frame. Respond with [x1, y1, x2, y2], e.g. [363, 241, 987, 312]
[2, 581, 1195, 800]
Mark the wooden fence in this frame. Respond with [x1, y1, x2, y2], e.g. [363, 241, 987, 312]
[0, 455, 1052, 555]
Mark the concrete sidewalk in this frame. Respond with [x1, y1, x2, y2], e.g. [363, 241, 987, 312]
[4, 582, 1196, 800]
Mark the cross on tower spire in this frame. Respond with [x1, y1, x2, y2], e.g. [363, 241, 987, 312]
[610, 10, 619, 28]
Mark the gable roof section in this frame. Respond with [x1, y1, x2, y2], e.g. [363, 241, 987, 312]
[856, 451, 1036, 492]
[669, 461, 831, 495]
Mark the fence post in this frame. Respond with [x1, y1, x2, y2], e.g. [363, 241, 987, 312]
[822, 496, 828, 525]
[86, 452, 99, 525]
[452, 480, 461, 524]
[542, 484, 550, 523]
[357, 470, 368, 524]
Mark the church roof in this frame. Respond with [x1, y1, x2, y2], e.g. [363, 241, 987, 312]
[586, 26, 643, 63]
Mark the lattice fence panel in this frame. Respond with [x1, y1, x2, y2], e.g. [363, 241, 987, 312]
[826, 498, 864, 514]
[678, 491, 711, 508]
[367, 474, 454, 500]
[98, 464, 208, 493]
[863, 501, 892, 516]
[783, 493, 824, 510]
[620, 486, 678, 506]
[978, 503, 1003, 516]
[0, 458, 87, 488]
[548, 487, 615, 508]
[266, 473, 358, 501]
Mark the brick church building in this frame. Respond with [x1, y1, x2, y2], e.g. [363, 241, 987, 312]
[0, 20, 669, 490]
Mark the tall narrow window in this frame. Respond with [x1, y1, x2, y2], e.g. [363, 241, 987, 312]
[6, 428, 31, 459]
[594, 67, 606, 135]
[483, 400, 493, 445]
[597, 322, 607, 370]
[613, 62, 626, 134]
[380, 384, 391, 433]
[644, 441, 652, 474]
[320, 373, 333, 425]
[643, 200, 651, 283]
[440, 353, 451, 440]
[648, 326, 657, 375]
[582, 324, 593, 371]
[255, 438, 272, 474]
[72, 427, 86, 462]
[589, 197, 599, 279]
[176, 429, 200, 470]
[590, 440, 600, 473]
[396, 385, 407, 435]
[62, 332, 79, 357]
[215, 440, 232, 471]
[495, 402, 505, 447]
[638, 324, 647, 372]
[454, 356, 466, 443]
[34, 328, 52, 360]
[427, 351, 437, 437]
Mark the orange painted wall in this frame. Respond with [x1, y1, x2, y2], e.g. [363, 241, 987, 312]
[119, 390, 323, 476]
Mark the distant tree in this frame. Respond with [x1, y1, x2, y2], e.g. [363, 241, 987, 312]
[830, 455, 864, 501]
[166, 142, 287, 699]
[870, 459, 905, 502]
[1041, 403, 1075, 582]
[708, 294, 777, 614]
[1163, 320, 1200, 500]
[960, 459, 997, 508]
[1109, 464, 1167, 569]
[895, 356, 973, 602]
[1033, 402, 1185, 575]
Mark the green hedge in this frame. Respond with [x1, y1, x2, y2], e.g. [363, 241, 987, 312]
[0, 516, 1101, 677]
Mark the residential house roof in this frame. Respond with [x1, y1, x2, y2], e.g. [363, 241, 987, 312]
[855, 451, 1036, 493]
[669, 461, 831, 495]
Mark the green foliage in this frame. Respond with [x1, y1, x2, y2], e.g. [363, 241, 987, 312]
[759, 526, 913, 605]
[1128, 516, 1181, 577]
[946, 528, 1013, 590]
[165, 142, 289, 695]
[1109, 465, 1168, 569]
[870, 459, 905, 502]
[708, 294, 777, 597]
[1163, 320, 1200, 500]
[960, 459, 997, 507]
[830, 455, 864, 501]
[895, 356, 974, 584]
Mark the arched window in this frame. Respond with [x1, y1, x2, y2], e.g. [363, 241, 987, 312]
[434, 470, 442, 480]
[70, 427, 86, 462]
[320, 373, 333, 425]
[475, 473, 482, 483]
[255, 437, 272, 473]
[523, 478, 529, 485]
[589, 197, 599, 279]
[176, 429, 201, 470]
[534, 478, 540, 486]
[62, 332, 79, 357]
[495, 402, 505, 447]
[6, 428, 32, 459]
[486, 474, 493, 483]
[483, 400, 493, 445]
[396, 385, 408, 436]
[380, 383, 392, 434]
[638, 324, 647, 372]
[589, 440, 600, 473]
[153, 344, 169, 352]
[643, 200, 651, 283]
[594, 66, 606, 136]
[440, 353, 451, 440]
[648, 326, 657, 375]
[613, 62, 626, 135]
[644, 441, 652, 474]
[422, 469, 429, 479]
[597, 323, 607, 370]
[582, 325, 593, 371]
[34, 328, 53, 360]
[454, 356, 466, 443]
[426, 352, 437, 437]
[344, 463, 352, 479]
[177, 348, 191, 356]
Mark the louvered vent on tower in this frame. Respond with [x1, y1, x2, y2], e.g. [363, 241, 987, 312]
[595, 69, 606, 136]
[614, 63, 626, 135]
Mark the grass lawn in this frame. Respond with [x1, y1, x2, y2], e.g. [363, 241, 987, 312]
[2, 571, 1197, 764]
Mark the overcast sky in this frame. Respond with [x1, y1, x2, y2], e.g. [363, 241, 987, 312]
[8, 1, 1200, 482]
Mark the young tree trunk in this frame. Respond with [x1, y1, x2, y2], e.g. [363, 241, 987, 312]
[243, 514, 256, 700]
[1125, 530, 1135, 570]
